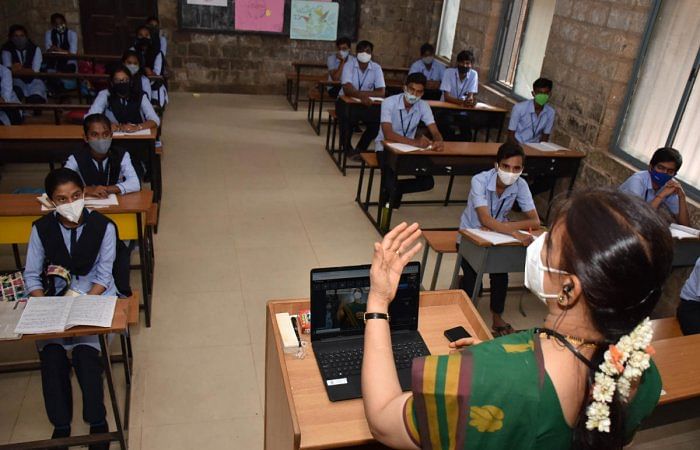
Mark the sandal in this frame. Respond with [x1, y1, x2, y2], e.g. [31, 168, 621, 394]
[492, 323, 515, 337]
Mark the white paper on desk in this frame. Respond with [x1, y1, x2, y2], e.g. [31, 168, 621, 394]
[386, 143, 423, 153]
[369, 97, 385, 103]
[113, 129, 151, 137]
[38, 193, 118, 211]
[65, 296, 116, 329]
[0, 301, 25, 340]
[474, 102, 490, 109]
[14, 297, 72, 334]
[670, 223, 700, 239]
[465, 229, 520, 245]
[528, 142, 566, 152]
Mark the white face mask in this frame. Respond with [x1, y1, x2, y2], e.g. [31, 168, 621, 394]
[125, 63, 140, 75]
[403, 88, 421, 105]
[54, 197, 85, 223]
[339, 49, 349, 59]
[524, 232, 569, 303]
[357, 52, 372, 63]
[422, 56, 434, 65]
[495, 164, 522, 186]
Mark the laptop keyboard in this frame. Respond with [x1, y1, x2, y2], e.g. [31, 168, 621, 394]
[316, 339, 430, 380]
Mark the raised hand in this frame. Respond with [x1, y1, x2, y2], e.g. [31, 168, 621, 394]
[369, 222, 422, 305]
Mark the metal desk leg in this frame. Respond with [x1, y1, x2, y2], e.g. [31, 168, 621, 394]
[420, 246, 429, 286]
[356, 160, 366, 203]
[430, 253, 443, 290]
[364, 168, 375, 211]
[137, 214, 152, 328]
[444, 175, 455, 206]
[99, 334, 127, 450]
[293, 67, 301, 111]
[471, 248, 490, 308]
[315, 87, 325, 135]
[450, 254, 462, 289]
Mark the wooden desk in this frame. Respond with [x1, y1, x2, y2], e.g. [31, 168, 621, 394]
[0, 191, 156, 327]
[0, 124, 162, 208]
[0, 297, 132, 450]
[0, 103, 89, 125]
[264, 290, 492, 450]
[43, 52, 122, 66]
[427, 100, 509, 142]
[358, 141, 585, 233]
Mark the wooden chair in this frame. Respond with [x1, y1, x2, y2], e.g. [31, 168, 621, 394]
[420, 230, 459, 290]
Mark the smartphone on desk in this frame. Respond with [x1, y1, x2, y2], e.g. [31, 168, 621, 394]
[444, 326, 470, 343]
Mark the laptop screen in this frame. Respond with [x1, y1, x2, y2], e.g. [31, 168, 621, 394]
[310, 262, 420, 341]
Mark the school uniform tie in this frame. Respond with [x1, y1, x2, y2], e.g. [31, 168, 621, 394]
[69, 228, 77, 257]
[97, 159, 107, 184]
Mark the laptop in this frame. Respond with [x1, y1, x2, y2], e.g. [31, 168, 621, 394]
[310, 262, 430, 402]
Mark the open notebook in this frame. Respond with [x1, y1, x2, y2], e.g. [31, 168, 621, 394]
[464, 229, 521, 245]
[113, 129, 152, 137]
[670, 223, 700, 240]
[37, 193, 119, 211]
[14, 296, 117, 334]
[528, 142, 566, 152]
[385, 142, 427, 153]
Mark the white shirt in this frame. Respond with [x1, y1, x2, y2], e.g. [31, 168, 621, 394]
[87, 89, 161, 126]
[339, 58, 386, 97]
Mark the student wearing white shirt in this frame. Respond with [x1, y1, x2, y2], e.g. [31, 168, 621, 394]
[507, 78, 555, 144]
[409, 43, 445, 88]
[678, 257, 700, 335]
[458, 143, 540, 335]
[146, 16, 168, 57]
[0, 64, 21, 125]
[619, 147, 690, 226]
[44, 13, 79, 93]
[1, 24, 47, 104]
[122, 50, 154, 106]
[336, 40, 386, 159]
[326, 36, 352, 98]
[375, 73, 444, 208]
[131, 25, 168, 108]
[438, 50, 478, 140]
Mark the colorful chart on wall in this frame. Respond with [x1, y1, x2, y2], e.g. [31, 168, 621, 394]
[187, 0, 227, 6]
[290, 0, 338, 41]
[235, 0, 285, 32]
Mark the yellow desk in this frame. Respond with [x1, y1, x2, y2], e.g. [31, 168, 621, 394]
[0, 191, 156, 327]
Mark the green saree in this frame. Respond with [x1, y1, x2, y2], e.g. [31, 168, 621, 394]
[403, 329, 661, 449]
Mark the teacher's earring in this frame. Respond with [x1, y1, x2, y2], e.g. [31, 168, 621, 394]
[557, 294, 569, 306]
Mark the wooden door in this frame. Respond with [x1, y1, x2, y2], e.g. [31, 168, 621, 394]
[79, 0, 158, 55]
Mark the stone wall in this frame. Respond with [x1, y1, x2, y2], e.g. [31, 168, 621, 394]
[0, 0, 82, 52]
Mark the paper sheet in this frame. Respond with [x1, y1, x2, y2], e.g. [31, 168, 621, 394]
[464, 229, 520, 245]
[528, 142, 566, 152]
[113, 129, 152, 137]
[386, 143, 423, 153]
[369, 97, 385, 103]
[0, 301, 25, 340]
[65, 296, 116, 329]
[670, 223, 700, 239]
[14, 297, 73, 334]
[475, 102, 490, 109]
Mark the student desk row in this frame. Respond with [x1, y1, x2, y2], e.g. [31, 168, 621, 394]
[0, 125, 162, 211]
[287, 60, 409, 110]
[264, 290, 700, 449]
[0, 296, 134, 450]
[43, 51, 122, 66]
[356, 141, 585, 233]
[0, 103, 89, 125]
[0, 191, 156, 327]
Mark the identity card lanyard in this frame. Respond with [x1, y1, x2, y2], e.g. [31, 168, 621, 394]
[491, 194, 506, 219]
[356, 65, 371, 90]
[531, 110, 545, 138]
[456, 70, 471, 98]
[399, 109, 417, 137]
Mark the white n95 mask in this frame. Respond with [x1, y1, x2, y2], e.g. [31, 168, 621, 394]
[357, 52, 372, 63]
[55, 198, 85, 224]
[524, 232, 569, 303]
[496, 164, 521, 186]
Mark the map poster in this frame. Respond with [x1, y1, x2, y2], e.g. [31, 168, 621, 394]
[235, 0, 285, 32]
[290, 0, 339, 41]
[187, 0, 228, 6]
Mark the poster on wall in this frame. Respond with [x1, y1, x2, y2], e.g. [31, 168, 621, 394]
[186, 0, 228, 6]
[235, 0, 285, 32]
[290, 0, 339, 41]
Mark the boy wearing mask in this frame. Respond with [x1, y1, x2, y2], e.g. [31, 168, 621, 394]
[327, 36, 352, 98]
[409, 43, 445, 89]
[64, 113, 140, 198]
[507, 77, 555, 144]
[620, 147, 690, 226]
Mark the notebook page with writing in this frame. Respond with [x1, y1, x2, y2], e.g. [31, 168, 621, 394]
[113, 129, 152, 137]
[465, 229, 520, 245]
[65, 296, 117, 329]
[14, 297, 73, 334]
[669, 224, 700, 239]
[385, 142, 423, 153]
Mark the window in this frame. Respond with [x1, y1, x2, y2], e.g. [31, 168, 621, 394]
[436, 0, 461, 59]
[616, 0, 700, 194]
[491, 0, 556, 98]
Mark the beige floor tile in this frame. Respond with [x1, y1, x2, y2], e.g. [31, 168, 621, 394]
[141, 416, 263, 450]
[230, 210, 312, 250]
[153, 250, 242, 294]
[235, 244, 318, 294]
[0, 372, 31, 443]
[142, 345, 260, 427]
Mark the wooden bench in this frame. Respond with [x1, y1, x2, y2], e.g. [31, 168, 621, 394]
[420, 230, 460, 290]
[285, 72, 324, 108]
[355, 152, 380, 212]
[0, 103, 89, 125]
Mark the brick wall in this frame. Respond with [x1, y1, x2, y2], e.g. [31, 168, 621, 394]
[0, 0, 82, 52]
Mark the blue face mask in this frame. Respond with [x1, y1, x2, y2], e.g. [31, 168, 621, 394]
[649, 169, 673, 188]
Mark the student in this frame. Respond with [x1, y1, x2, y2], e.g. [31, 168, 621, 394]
[122, 49, 153, 104]
[619, 147, 690, 226]
[64, 113, 140, 199]
[0, 64, 22, 125]
[408, 43, 445, 88]
[507, 77, 555, 144]
[87, 65, 160, 132]
[24, 168, 116, 450]
[44, 13, 78, 69]
[458, 143, 540, 335]
[374, 72, 444, 208]
[438, 50, 478, 140]
[678, 257, 700, 335]
[145, 16, 167, 57]
[336, 40, 386, 159]
[1, 24, 47, 104]
[131, 25, 167, 108]
[326, 36, 352, 98]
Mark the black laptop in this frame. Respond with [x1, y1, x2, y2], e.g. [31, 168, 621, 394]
[310, 262, 430, 402]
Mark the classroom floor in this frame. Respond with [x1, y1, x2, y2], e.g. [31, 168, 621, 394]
[0, 93, 697, 449]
